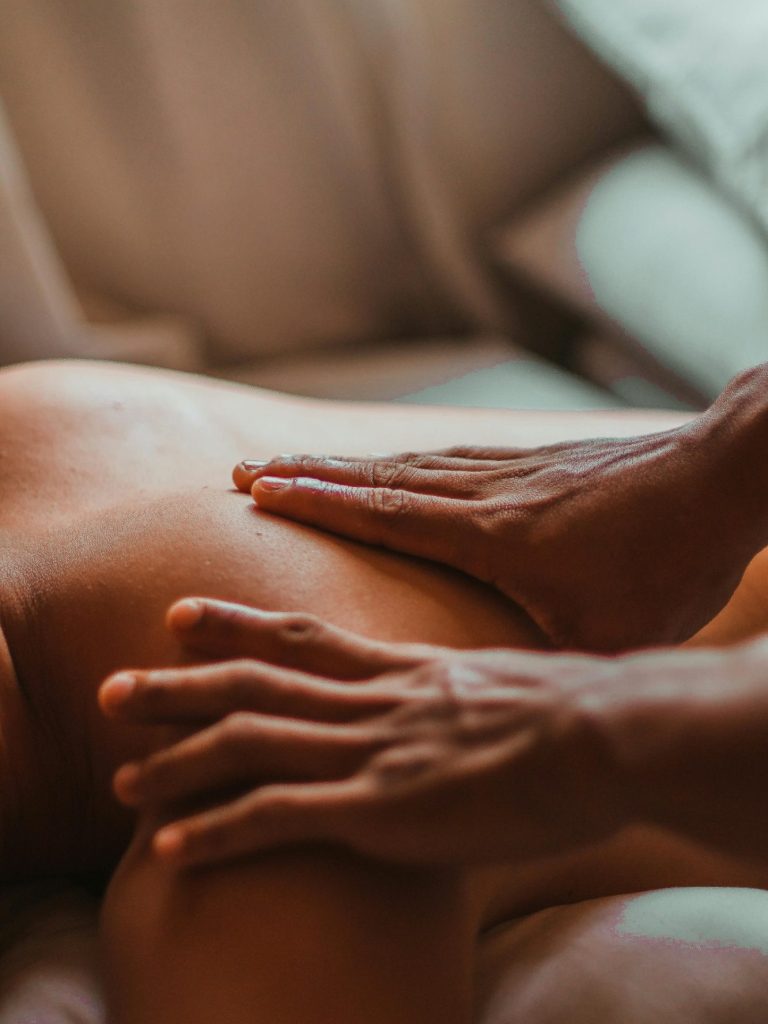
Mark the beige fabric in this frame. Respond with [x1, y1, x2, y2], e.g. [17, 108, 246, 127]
[0, 1, 640, 369]
[221, 335, 518, 400]
[0, 0, 504, 365]
[0, 97, 83, 362]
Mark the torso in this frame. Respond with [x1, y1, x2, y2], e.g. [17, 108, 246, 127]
[0, 361, 541, 883]
[0, 360, 765, 928]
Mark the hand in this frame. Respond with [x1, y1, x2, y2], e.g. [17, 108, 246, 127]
[232, 418, 753, 652]
[99, 598, 628, 868]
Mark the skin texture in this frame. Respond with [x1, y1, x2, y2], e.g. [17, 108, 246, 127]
[1, 360, 768, 1023]
[0, 363, 541, 874]
[233, 364, 768, 652]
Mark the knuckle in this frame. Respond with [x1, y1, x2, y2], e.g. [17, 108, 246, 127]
[272, 454, 308, 470]
[368, 743, 440, 786]
[222, 711, 260, 749]
[261, 789, 295, 815]
[275, 612, 323, 647]
[366, 486, 409, 521]
[411, 691, 459, 727]
[431, 660, 475, 703]
[388, 662, 474, 732]
[224, 658, 260, 675]
[369, 460, 404, 489]
[383, 451, 436, 472]
[297, 456, 335, 479]
[224, 661, 266, 701]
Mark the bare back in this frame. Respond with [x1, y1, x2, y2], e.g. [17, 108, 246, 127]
[0, 360, 548, 877]
[0, 359, 765, 916]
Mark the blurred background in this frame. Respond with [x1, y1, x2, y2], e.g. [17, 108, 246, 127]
[2, 0, 767, 414]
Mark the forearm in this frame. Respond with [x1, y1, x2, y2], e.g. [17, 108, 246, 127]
[591, 640, 768, 864]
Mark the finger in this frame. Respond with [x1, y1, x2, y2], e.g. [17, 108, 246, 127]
[152, 779, 365, 865]
[99, 660, 393, 725]
[235, 456, 488, 499]
[250, 480, 477, 573]
[166, 601, 431, 678]
[232, 443, 581, 494]
[114, 714, 380, 807]
[234, 454, 505, 493]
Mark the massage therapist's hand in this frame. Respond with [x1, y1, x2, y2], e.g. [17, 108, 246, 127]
[99, 599, 629, 868]
[233, 367, 768, 651]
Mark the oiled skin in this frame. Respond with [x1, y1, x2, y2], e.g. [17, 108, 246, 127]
[0, 358, 766, 915]
[0, 361, 541, 879]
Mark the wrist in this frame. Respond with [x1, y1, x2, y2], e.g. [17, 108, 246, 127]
[700, 364, 768, 516]
[582, 642, 768, 857]
[690, 363, 768, 546]
[702, 362, 768, 438]
[568, 657, 662, 834]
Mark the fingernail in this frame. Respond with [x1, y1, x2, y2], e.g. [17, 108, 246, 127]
[254, 476, 290, 492]
[100, 672, 137, 711]
[239, 460, 268, 473]
[154, 825, 185, 858]
[168, 599, 205, 631]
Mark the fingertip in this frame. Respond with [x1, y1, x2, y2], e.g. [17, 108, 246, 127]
[99, 672, 137, 715]
[113, 763, 141, 804]
[166, 599, 206, 632]
[154, 825, 187, 861]
[233, 460, 267, 492]
[253, 476, 345, 509]
[252, 476, 291, 497]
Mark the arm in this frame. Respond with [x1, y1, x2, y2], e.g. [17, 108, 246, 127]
[232, 363, 768, 652]
[696, 363, 768, 546]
